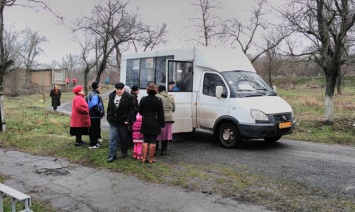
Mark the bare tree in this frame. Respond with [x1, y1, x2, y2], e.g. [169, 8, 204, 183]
[190, 0, 222, 47]
[263, 40, 283, 87]
[77, 0, 138, 83]
[280, 0, 355, 124]
[3, 26, 21, 68]
[79, 36, 97, 96]
[132, 23, 168, 52]
[59, 54, 81, 82]
[18, 28, 46, 87]
[221, 0, 289, 63]
[0, 0, 60, 132]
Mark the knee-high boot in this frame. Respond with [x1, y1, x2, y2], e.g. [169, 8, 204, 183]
[149, 143, 157, 163]
[161, 140, 168, 156]
[142, 143, 149, 163]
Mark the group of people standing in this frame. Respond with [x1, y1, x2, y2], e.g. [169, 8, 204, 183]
[67, 81, 175, 164]
[68, 82, 104, 147]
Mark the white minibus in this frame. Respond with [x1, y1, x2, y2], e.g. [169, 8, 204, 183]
[121, 47, 295, 148]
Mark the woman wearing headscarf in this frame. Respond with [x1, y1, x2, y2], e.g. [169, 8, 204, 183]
[70, 85, 91, 146]
[156, 85, 175, 156]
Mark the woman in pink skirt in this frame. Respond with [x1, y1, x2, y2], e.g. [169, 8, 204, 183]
[156, 85, 175, 156]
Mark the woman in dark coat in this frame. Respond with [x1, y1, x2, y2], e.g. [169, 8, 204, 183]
[138, 84, 165, 163]
[50, 85, 61, 111]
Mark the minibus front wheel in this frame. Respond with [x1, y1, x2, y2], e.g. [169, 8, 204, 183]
[218, 122, 241, 148]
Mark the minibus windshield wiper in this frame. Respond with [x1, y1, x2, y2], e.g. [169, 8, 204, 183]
[244, 94, 263, 97]
[236, 89, 254, 92]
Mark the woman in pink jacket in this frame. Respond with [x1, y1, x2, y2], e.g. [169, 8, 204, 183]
[70, 86, 91, 146]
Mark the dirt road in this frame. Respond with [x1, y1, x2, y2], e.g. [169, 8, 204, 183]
[170, 130, 355, 196]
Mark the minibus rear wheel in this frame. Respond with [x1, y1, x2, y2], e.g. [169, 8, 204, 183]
[218, 122, 241, 148]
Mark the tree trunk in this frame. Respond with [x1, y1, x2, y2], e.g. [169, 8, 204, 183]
[0, 86, 5, 132]
[84, 68, 89, 96]
[324, 71, 338, 125]
[0, 4, 6, 132]
[114, 45, 121, 81]
[96, 57, 107, 83]
[268, 61, 272, 87]
[336, 74, 342, 95]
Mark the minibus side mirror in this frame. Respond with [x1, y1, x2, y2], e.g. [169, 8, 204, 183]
[216, 86, 224, 99]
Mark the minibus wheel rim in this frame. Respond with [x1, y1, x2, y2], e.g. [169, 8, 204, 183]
[218, 122, 240, 148]
[222, 129, 233, 141]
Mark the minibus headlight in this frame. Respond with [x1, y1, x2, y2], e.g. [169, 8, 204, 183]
[250, 109, 269, 121]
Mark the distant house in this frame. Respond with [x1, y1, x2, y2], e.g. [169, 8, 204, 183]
[30, 68, 67, 87]
[4, 68, 67, 95]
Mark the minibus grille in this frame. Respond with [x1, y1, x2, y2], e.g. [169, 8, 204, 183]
[273, 113, 293, 134]
[273, 113, 292, 122]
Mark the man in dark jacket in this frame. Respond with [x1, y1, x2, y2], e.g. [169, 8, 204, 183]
[87, 81, 105, 149]
[106, 82, 135, 162]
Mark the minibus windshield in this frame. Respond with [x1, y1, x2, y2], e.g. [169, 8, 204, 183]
[222, 71, 276, 97]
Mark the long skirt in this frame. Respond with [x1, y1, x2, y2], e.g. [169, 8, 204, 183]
[70, 127, 89, 136]
[156, 122, 173, 141]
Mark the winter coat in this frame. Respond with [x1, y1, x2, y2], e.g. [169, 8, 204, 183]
[50, 89, 61, 107]
[70, 93, 91, 127]
[156, 91, 175, 123]
[139, 94, 165, 135]
[87, 90, 105, 118]
[130, 90, 139, 115]
[132, 113, 143, 140]
[106, 90, 135, 126]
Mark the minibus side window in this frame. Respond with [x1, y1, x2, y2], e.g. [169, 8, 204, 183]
[168, 61, 193, 92]
[180, 65, 193, 91]
[126, 56, 174, 89]
[140, 58, 155, 86]
[126, 59, 140, 88]
[202, 73, 227, 97]
[156, 56, 173, 87]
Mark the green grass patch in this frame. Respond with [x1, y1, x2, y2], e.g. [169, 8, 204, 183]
[276, 81, 355, 146]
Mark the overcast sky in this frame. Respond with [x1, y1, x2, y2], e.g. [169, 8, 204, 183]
[5, 0, 284, 65]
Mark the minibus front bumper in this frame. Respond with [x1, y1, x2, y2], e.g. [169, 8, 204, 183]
[237, 120, 295, 139]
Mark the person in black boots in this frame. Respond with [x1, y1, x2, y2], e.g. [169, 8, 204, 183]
[106, 82, 135, 162]
[87, 81, 105, 149]
[139, 84, 165, 163]
[128, 85, 140, 147]
[70, 86, 90, 146]
[156, 85, 175, 156]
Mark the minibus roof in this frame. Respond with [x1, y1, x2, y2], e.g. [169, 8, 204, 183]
[122, 46, 256, 73]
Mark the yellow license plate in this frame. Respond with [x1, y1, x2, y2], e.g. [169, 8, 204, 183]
[279, 122, 292, 129]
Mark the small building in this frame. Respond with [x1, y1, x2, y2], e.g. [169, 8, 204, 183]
[4, 68, 68, 96]
[30, 68, 67, 87]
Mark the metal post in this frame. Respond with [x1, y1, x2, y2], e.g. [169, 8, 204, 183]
[0, 191, 3, 212]
[11, 197, 15, 212]
[0, 86, 5, 132]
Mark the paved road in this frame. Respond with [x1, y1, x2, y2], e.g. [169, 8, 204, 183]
[0, 149, 273, 212]
[0, 90, 273, 212]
